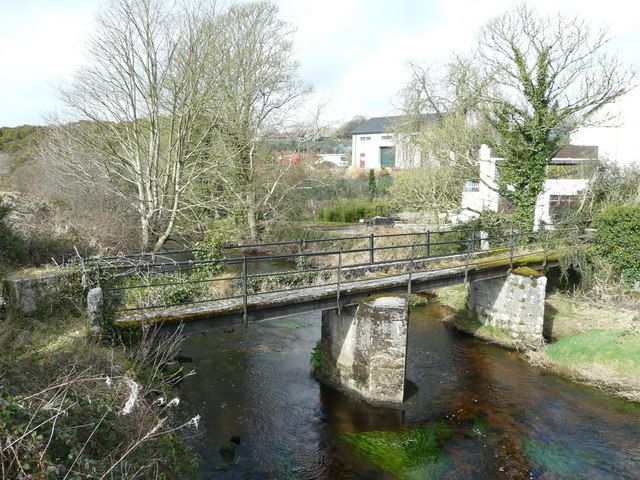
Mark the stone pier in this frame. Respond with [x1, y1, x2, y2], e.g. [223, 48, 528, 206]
[467, 268, 547, 345]
[317, 295, 408, 406]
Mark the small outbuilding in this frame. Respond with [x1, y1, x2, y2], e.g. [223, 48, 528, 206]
[349, 114, 439, 169]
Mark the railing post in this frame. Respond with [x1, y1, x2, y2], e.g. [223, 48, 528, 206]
[407, 242, 416, 309]
[464, 249, 471, 286]
[369, 233, 375, 264]
[470, 227, 476, 254]
[425, 230, 430, 258]
[509, 227, 516, 270]
[242, 255, 248, 327]
[337, 250, 342, 314]
[543, 230, 550, 270]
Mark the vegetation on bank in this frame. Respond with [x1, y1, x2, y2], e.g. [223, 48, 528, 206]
[0, 125, 44, 168]
[528, 292, 640, 401]
[317, 199, 390, 223]
[437, 284, 640, 402]
[0, 313, 200, 478]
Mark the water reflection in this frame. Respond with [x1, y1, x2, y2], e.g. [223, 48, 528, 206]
[178, 300, 640, 479]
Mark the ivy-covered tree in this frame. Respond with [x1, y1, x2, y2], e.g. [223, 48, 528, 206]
[479, 3, 635, 230]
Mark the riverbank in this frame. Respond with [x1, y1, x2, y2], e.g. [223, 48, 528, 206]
[439, 285, 640, 402]
[0, 311, 200, 477]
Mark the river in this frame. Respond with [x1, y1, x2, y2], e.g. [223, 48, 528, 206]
[177, 297, 640, 479]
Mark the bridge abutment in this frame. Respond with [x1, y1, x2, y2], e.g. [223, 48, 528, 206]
[317, 296, 408, 406]
[467, 269, 547, 345]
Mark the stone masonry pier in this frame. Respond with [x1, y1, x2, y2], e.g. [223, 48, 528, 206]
[317, 295, 408, 406]
[467, 268, 547, 345]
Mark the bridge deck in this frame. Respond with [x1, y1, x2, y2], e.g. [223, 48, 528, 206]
[115, 254, 559, 332]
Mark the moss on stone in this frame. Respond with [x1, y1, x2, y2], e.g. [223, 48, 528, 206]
[512, 266, 542, 278]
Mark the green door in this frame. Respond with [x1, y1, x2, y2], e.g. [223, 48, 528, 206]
[380, 146, 396, 168]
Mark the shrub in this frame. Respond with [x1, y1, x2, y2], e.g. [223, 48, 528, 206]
[368, 169, 376, 200]
[594, 205, 640, 285]
[0, 198, 27, 264]
[193, 227, 225, 275]
[318, 199, 390, 223]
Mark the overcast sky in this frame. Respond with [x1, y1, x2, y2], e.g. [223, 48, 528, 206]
[1, 0, 639, 136]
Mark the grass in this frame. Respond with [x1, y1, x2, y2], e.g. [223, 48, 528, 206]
[528, 329, 640, 402]
[544, 330, 640, 375]
[544, 292, 639, 339]
[435, 285, 466, 310]
[340, 423, 452, 479]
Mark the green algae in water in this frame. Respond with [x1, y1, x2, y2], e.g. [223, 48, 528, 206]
[340, 423, 452, 479]
[466, 413, 489, 438]
[524, 438, 590, 479]
[274, 452, 311, 480]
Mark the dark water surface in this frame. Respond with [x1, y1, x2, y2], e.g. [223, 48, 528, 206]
[179, 302, 640, 479]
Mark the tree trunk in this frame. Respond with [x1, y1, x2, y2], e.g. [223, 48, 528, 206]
[247, 206, 258, 242]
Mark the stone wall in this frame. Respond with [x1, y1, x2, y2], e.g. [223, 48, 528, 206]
[318, 295, 408, 406]
[467, 270, 547, 345]
[1, 268, 83, 318]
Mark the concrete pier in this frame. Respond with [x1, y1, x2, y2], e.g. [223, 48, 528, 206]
[317, 295, 408, 406]
[467, 269, 547, 345]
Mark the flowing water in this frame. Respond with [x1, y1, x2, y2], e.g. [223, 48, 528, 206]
[178, 300, 640, 479]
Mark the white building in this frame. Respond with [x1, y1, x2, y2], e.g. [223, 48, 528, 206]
[349, 115, 437, 169]
[461, 143, 598, 228]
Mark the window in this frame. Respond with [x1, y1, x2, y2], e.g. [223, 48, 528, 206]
[547, 163, 591, 179]
[381, 135, 392, 140]
[498, 196, 515, 213]
[360, 136, 371, 141]
[464, 180, 480, 192]
[549, 195, 579, 223]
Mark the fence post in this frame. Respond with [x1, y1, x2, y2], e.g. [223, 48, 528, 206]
[470, 227, 476, 255]
[369, 233, 375, 264]
[543, 230, 550, 270]
[337, 250, 342, 314]
[407, 242, 416, 309]
[425, 230, 430, 258]
[242, 255, 248, 327]
[509, 227, 516, 270]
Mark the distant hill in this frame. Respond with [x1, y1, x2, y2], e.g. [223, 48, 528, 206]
[0, 125, 46, 170]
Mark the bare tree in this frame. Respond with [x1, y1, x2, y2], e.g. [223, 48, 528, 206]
[202, 1, 313, 241]
[393, 58, 489, 216]
[47, 0, 219, 252]
[335, 116, 366, 139]
[479, 2, 636, 229]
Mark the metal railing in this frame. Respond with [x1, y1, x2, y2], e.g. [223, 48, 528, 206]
[87, 226, 585, 324]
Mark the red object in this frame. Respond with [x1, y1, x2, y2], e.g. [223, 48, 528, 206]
[292, 153, 302, 165]
[359, 153, 365, 168]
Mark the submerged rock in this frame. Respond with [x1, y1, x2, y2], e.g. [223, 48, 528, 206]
[219, 442, 237, 463]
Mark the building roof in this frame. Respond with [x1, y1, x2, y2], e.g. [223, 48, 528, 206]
[489, 145, 598, 164]
[349, 114, 440, 135]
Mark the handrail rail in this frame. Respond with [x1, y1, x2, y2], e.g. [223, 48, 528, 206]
[91, 226, 583, 317]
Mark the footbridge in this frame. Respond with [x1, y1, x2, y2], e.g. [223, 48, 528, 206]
[85, 226, 584, 334]
[85, 226, 586, 406]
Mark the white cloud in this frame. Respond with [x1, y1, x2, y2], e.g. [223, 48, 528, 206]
[1, 0, 639, 157]
[0, 1, 96, 126]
